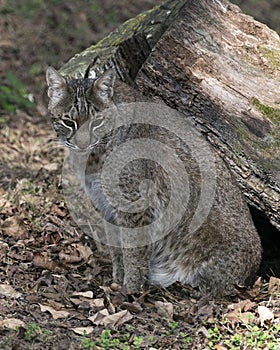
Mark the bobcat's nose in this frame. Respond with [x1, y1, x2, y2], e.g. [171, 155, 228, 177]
[72, 119, 103, 150]
[73, 120, 92, 150]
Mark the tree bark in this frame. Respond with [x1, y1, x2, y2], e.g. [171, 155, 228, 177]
[61, 0, 280, 230]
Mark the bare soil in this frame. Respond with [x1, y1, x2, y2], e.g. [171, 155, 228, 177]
[1, 1, 280, 349]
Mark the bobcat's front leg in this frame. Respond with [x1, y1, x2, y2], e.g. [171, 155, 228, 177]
[109, 246, 124, 284]
[122, 246, 148, 293]
[103, 221, 124, 284]
[105, 221, 148, 292]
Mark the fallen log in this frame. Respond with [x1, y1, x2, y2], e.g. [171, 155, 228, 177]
[61, 0, 280, 231]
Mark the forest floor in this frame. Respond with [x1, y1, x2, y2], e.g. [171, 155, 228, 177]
[1, 1, 280, 349]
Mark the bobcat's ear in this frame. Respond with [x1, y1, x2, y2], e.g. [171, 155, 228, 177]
[46, 67, 67, 106]
[91, 69, 116, 108]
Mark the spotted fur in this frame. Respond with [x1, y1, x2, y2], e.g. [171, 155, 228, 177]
[46, 66, 262, 298]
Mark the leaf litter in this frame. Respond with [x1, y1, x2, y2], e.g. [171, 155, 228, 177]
[1, 103, 280, 350]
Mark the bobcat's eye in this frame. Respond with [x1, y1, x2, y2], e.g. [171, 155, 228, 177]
[90, 117, 104, 129]
[62, 118, 77, 129]
[89, 118, 104, 135]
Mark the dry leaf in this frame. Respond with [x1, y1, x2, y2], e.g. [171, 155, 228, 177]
[0, 284, 22, 298]
[247, 277, 262, 297]
[88, 309, 109, 325]
[88, 309, 132, 327]
[43, 163, 59, 172]
[71, 327, 94, 335]
[91, 298, 105, 308]
[1, 216, 25, 237]
[33, 252, 64, 272]
[102, 309, 133, 327]
[214, 346, 228, 350]
[83, 298, 105, 309]
[121, 301, 143, 314]
[225, 310, 254, 325]
[0, 318, 25, 330]
[258, 305, 274, 326]
[225, 311, 240, 324]
[99, 286, 112, 294]
[0, 241, 8, 260]
[71, 291, 94, 299]
[39, 304, 70, 320]
[52, 204, 66, 217]
[0, 40, 15, 48]
[228, 299, 256, 312]
[243, 300, 257, 312]
[155, 301, 173, 321]
[59, 251, 82, 264]
[268, 276, 280, 294]
[74, 243, 93, 260]
[70, 292, 104, 309]
[72, 297, 104, 309]
[110, 282, 121, 291]
[70, 298, 82, 306]
[47, 299, 66, 311]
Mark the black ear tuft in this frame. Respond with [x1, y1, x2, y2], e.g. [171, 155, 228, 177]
[84, 56, 99, 79]
[94, 69, 116, 103]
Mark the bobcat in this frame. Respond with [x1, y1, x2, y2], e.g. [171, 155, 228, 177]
[46, 64, 262, 298]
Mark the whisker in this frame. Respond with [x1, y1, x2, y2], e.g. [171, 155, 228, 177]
[65, 141, 79, 150]
[45, 144, 64, 152]
[45, 138, 60, 145]
[43, 138, 65, 152]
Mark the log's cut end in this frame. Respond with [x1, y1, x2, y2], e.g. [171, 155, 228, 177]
[61, 0, 280, 230]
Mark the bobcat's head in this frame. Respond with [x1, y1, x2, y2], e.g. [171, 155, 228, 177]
[46, 66, 116, 150]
